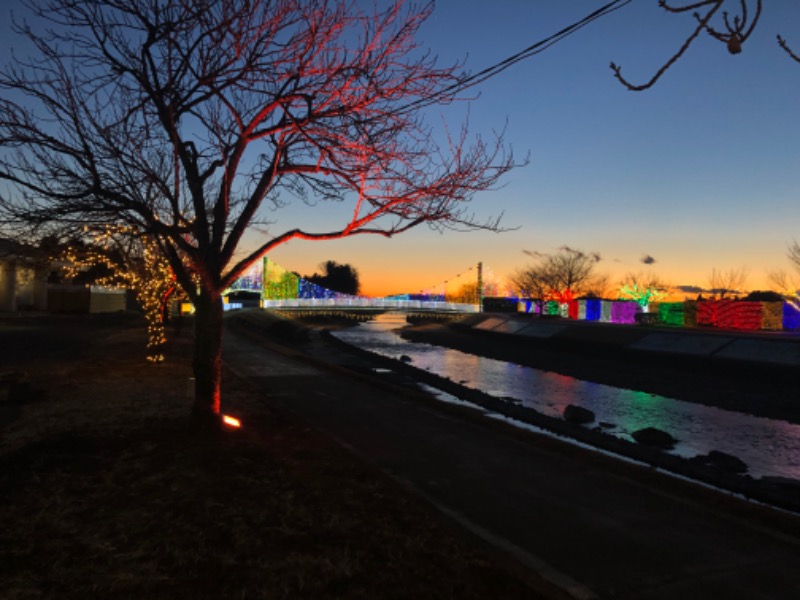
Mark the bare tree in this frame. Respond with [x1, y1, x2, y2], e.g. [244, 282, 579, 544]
[707, 267, 748, 298]
[610, 1, 796, 91]
[0, 0, 517, 421]
[512, 246, 604, 305]
[510, 263, 551, 309]
[768, 241, 800, 298]
[787, 241, 800, 272]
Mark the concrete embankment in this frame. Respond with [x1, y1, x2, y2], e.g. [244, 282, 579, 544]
[456, 313, 800, 368]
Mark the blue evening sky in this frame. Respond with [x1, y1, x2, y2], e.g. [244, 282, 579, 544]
[2, 1, 799, 296]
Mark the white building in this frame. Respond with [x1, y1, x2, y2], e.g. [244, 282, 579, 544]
[0, 239, 48, 312]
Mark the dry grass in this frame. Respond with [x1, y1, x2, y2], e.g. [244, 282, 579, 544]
[0, 315, 541, 599]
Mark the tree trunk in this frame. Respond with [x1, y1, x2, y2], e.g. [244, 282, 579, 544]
[192, 288, 224, 418]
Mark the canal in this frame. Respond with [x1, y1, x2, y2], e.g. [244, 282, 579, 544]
[333, 313, 800, 480]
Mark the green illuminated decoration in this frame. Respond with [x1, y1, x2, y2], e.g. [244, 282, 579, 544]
[545, 300, 560, 315]
[619, 282, 667, 311]
[658, 302, 684, 327]
[262, 258, 299, 300]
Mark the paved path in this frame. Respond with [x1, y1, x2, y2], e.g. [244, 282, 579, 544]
[223, 324, 800, 600]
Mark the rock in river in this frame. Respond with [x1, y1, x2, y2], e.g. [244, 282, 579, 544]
[563, 404, 595, 424]
[691, 450, 748, 474]
[632, 427, 677, 449]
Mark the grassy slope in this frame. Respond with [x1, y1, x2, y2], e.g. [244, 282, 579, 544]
[0, 315, 541, 599]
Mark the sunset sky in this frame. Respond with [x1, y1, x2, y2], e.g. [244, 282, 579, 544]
[269, 1, 800, 297]
[3, 1, 799, 298]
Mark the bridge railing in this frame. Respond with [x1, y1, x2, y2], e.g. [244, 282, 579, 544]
[261, 297, 479, 313]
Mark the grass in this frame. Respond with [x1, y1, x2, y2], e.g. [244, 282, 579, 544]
[0, 314, 541, 599]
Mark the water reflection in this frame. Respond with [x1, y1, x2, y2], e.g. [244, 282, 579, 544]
[333, 313, 800, 480]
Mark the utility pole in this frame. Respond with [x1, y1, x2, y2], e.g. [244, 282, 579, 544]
[477, 261, 484, 313]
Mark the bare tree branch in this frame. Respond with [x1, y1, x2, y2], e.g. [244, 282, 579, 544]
[610, 0, 774, 91]
[0, 0, 519, 416]
[777, 35, 800, 64]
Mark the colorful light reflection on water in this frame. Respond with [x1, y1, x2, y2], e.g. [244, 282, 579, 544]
[333, 313, 800, 480]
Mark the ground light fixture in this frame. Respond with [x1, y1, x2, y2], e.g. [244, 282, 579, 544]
[222, 415, 242, 429]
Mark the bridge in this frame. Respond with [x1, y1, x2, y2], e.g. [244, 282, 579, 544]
[227, 257, 492, 314]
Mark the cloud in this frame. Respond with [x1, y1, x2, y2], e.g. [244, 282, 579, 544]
[522, 249, 544, 258]
[675, 285, 705, 294]
[554, 245, 602, 262]
[640, 254, 656, 265]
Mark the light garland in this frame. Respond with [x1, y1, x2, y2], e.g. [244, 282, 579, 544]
[619, 283, 668, 312]
[60, 226, 179, 363]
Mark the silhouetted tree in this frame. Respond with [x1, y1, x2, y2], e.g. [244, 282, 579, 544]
[0, 0, 516, 420]
[511, 246, 605, 305]
[743, 290, 783, 302]
[768, 241, 800, 299]
[305, 261, 360, 296]
[707, 267, 748, 299]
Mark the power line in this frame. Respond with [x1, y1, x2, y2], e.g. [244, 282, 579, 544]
[395, 0, 633, 116]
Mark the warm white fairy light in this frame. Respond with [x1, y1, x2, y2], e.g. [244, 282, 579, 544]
[60, 226, 179, 363]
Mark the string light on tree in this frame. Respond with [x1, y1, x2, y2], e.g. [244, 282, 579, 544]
[60, 226, 182, 363]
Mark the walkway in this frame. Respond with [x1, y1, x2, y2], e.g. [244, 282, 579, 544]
[222, 320, 800, 600]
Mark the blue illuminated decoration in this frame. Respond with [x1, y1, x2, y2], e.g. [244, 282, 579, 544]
[585, 299, 601, 321]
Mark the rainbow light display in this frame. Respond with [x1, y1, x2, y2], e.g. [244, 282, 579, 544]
[518, 298, 800, 332]
[238, 259, 800, 331]
[228, 262, 263, 292]
[252, 257, 481, 312]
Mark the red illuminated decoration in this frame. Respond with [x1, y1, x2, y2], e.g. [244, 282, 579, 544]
[696, 300, 764, 330]
[547, 288, 575, 304]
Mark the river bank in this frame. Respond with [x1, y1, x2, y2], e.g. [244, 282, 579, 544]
[400, 314, 800, 424]
[229, 309, 800, 512]
[223, 309, 800, 599]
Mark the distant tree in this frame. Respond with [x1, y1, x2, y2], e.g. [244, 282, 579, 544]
[767, 241, 800, 299]
[618, 272, 669, 309]
[787, 241, 800, 273]
[305, 261, 360, 296]
[0, 0, 516, 420]
[707, 267, 748, 299]
[743, 290, 784, 302]
[580, 273, 612, 300]
[446, 281, 480, 305]
[610, 1, 796, 92]
[510, 263, 549, 302]
[511, 246, 604, 305]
